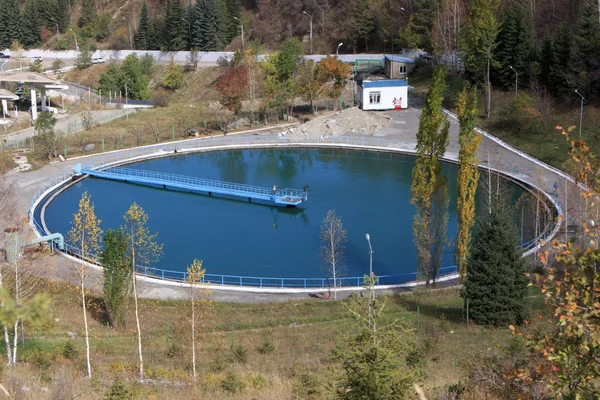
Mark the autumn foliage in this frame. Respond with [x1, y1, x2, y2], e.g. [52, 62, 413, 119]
[214, 66, 249, 113]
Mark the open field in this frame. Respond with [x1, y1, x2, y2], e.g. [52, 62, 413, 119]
[0, 277, 545, 399]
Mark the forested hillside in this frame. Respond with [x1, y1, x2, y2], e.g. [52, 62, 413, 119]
[0, 0, 597, 56]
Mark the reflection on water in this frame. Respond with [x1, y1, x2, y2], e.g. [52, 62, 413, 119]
[44, 149, 532, 278]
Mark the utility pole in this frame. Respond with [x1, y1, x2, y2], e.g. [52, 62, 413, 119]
[303, 11, 313, 55]
[509, 65, 518, 98]
[365, 233, 374, 330]
[233, 17, 244, 53]
[575, 89, 585, 139]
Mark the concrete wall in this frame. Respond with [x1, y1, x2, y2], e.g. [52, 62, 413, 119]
[359, 85, 408, 111]
[1, 49, 387, 64]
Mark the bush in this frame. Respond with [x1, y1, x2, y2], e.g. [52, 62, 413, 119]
[151, 89, 170, 108]
[256, 338, 275, 354]
[221, 371, 245, 393]
[231, 345, 248, 363]
[165, 342, 182, 359]
[104, 378, 130, 400]
[292, 373, 321, 399]
[62, 341, 79, 360]
[209, 355, 227, 373]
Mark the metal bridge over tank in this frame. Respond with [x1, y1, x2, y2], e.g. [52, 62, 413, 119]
[75, 164, 308, 207]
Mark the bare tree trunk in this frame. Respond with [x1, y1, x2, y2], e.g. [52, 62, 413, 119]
[11, 320, 17, 364]
[131, 244, 144, 379]
[4, 327, 11, 364]
[191, 295, 196, 380]
[485, 58, 491, 119]
[330, 233, 337, 300]
[81, 270, 92, 378]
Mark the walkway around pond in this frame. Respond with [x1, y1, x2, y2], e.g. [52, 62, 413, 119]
[8, 107, 576, 302]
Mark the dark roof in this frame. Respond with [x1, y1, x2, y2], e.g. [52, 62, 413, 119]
[384, 55, 415, 64]
[361, 79, 409, 88]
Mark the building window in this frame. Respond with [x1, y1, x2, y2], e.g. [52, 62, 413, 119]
[369, 92, 381, 104]
[399, 65, 407, 74]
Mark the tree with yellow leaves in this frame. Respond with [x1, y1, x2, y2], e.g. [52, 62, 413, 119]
[455, 87, 482, 281]
[68, 191, 103, 379]
[186, 259, 212, 380]
[123, 203, 163, 379]
[410, 66, 450, 286]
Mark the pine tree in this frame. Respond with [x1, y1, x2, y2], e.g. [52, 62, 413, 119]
[147, 18, 162, 50]
[165, 0, 187, 51]
[98, 65, 123, 97]
[21, 0, 42, 48]
[351, 0, 374, 52]
[539, 38, 553, 90]
[549, 23, 577, 96]
[79, 0, 96, 27]
[494, 6, 534, 90]
[462, 207, 529, 326]
[0, 0, 22, 48]
[224, 0, 241, 42]
[575, 1, 600, 99]
[135, 2, 149, 50]
[38, 0, 58, 32]
[57, 0, 69, 32]
[193, 0, 227, 51]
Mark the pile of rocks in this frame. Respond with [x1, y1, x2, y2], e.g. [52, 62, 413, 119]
[279, 107, 391, 140]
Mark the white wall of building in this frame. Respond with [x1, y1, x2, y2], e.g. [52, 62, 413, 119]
[359, 85, 408, 111]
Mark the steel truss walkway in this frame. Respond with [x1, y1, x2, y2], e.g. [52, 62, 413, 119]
[76, 164, 308, 207]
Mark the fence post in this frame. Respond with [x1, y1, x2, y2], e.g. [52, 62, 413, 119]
[172, 126, 175, 140]
[64, 143, 67, 158]
[166, 324, 171, 346]
[231, 323, 235, 349]
[417, 305, 420, 331]
[292, 316, 296, 344]
[105, 322, 109, 346]
[466, 299, 470, 327]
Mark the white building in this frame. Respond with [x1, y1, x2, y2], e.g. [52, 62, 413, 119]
[357, 79, 408, 111]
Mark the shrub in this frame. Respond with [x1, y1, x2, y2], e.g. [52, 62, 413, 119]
[292, 373, 321, 399]
[151, 89, 170, 108]
[62, 341, 79, 360]
[165, 342, 182, 359]
[256, 338, 275, 354]
[231, 345, 248, 363]
[222, 371, 245, 393]
[209, 355, 227, 373]
[104, 378, 130, 400]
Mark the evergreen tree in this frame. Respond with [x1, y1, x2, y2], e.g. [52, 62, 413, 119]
[462, 207, 529, 326]
[79, 0, 96, 27]
[192, 0, 227, 51]
[38, 0, 58, 32]
[165, 0, 187, 51]
[147, 18, 162, 50]
[0, 0, 22, 49]
[350, 0, 374, 52]
[57, 0, 69, 32]
[549, 23, 577, 95]
[493, 6, 534, 90]
[135, 2, 149, 50]
[539, 38, 553, 90]
[224, 0, 241, 42]
[575, 1, 600, 99]
[21, 0, 42, 48]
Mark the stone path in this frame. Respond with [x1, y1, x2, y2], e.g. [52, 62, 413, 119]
[5, 107, 576, 303]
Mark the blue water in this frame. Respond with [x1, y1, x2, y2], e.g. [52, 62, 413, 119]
[43, 148, 528, 279]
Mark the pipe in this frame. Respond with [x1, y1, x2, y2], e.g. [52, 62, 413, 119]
[27, 233, 64, 250]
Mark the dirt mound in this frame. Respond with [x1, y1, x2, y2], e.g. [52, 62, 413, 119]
[281, 107, 391, 140]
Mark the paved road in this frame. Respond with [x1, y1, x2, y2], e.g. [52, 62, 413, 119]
[4, 107, 576, 303]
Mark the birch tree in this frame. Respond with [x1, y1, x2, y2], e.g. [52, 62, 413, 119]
[68, 191, 103, 379]
[186, 259, 212, 380]
[123, 203, 163, 379]
[319, 210, 346, 299]
[410, 66, 450, 287]
[455, 87, 482, 281]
